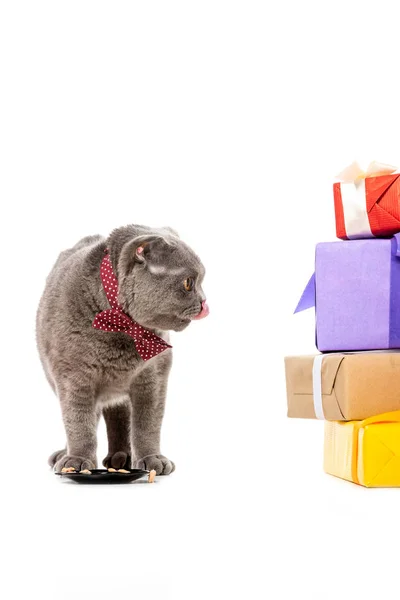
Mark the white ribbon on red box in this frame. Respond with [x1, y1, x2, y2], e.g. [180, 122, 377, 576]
[336, 160, 397, 239]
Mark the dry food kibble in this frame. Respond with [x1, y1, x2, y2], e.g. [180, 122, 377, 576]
[118, 469, 130, 473]
[148, 470, 156, 483]
[107, 468, 117, 472]
[61, 467, 76, 473]
[80, 469, 92, 475]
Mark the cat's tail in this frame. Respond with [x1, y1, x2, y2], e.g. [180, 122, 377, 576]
[48, 448, 67, 469]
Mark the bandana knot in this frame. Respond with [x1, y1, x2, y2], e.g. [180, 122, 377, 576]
[92, 249, 172, 361]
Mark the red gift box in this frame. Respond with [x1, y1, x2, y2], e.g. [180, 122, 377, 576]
[333, 162, 400, 240]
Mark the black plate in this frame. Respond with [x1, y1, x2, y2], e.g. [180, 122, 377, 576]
[56, 468, 149, 484]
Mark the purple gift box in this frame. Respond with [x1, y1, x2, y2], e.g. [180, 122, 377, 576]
[295, 235, 400, 351]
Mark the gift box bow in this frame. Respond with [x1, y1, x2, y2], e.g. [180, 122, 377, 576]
[336, 160, 397, 184]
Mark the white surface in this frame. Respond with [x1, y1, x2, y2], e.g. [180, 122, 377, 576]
[2, 1, 400, 599]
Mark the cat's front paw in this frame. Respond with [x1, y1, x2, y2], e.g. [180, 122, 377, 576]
[55, 455, 96, 473]
[135, 454, 175, 476]
[102, 451, 132, 470]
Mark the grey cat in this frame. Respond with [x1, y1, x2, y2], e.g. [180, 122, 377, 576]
[36, 224, 208, 475]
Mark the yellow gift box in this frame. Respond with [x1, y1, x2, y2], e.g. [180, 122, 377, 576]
[324, 411, 400, 487]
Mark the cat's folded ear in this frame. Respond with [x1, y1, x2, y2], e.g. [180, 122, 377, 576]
[132, 235, 169, 264]
[118, 234, 176, 274]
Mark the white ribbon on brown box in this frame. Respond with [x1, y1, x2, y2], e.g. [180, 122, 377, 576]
[312, 354, 325, 419]
[312, 350, 400, 420]
[336, 160, 397, 239]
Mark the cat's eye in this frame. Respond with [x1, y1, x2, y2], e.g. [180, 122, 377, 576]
[183, 277, 194, 292]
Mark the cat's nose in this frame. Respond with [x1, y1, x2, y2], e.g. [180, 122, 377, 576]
[192, 300, 209, 320]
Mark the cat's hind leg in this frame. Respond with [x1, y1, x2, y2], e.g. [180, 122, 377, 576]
[49, 403, 101, 471]
[52, 385, 98, 472]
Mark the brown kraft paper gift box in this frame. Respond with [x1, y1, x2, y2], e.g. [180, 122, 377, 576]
[285, 352, 400, 420]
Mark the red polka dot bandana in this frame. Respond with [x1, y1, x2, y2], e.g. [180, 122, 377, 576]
[92, 250, 172, 361]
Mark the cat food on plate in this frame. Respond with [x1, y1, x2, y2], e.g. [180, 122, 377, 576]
[57, 468, 149, 484]
[107, 467, 134, 474]
[148, 469, 156, 483]
[61, 467, 76, 473]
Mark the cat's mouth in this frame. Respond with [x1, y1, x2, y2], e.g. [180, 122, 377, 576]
[137, 301, 210, 332]
[180, 300, 210, 323]
[180, 301, 209, 324]
[191, 300, 209, 320]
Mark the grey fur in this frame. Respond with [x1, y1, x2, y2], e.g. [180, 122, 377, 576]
[36, 225, 206, 474]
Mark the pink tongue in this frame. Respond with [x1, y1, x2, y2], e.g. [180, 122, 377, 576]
[193, 301, 209, 320]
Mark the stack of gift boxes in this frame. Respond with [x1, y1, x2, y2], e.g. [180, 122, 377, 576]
[285, 161, 400, 487]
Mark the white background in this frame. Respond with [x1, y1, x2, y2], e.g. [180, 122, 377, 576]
[2, 1, 400, 598]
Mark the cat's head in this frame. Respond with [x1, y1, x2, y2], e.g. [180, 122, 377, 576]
[115, 227, 208, 332]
